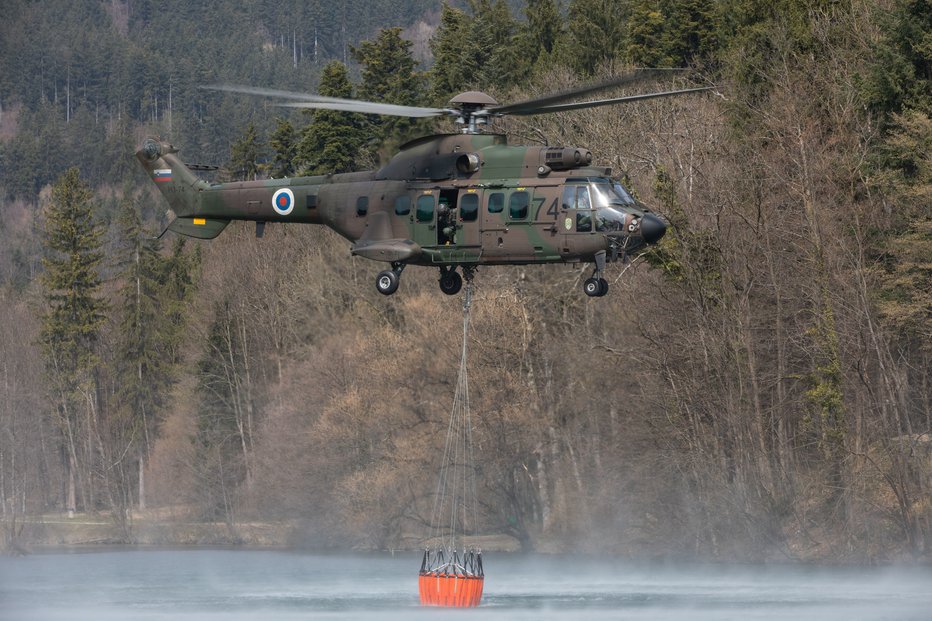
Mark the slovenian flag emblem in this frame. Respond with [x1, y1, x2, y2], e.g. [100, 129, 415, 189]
[154, 168, 172, 183]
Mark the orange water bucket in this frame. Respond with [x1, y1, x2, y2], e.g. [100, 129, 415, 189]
[418, 572, 484, 607]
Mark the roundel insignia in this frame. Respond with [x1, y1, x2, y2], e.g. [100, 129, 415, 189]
[564, 217, 572, 231]
[272, 188, 295, 216]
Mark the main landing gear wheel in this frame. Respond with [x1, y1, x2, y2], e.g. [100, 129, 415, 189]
[439, 269, 463, 295]
[376, 269, 400, 295]
[584, 277, 609, 297]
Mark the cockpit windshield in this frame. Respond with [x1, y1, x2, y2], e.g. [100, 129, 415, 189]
[590, 178, 636, 207]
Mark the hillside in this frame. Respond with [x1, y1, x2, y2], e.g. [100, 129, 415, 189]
[1, 0, 930, 562]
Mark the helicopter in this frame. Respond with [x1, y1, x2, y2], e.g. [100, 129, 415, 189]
[136, 70, 712, 297]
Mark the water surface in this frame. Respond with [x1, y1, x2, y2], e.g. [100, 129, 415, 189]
[1, 549, 930, 620]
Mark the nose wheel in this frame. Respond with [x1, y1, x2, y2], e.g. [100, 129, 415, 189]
[584, 277, 609, 297]
[583, 250, 609, 297]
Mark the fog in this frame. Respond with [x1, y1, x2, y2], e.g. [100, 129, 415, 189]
[2, 550, 930, 621]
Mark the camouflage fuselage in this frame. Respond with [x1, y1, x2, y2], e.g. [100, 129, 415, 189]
[137, 134, 661, 270]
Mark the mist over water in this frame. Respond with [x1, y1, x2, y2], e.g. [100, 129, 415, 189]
[1, 549, 930, 621]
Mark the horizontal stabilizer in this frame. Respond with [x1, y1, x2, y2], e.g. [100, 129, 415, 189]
[351, 238, 422, 263]
[160, 216, 230, 240]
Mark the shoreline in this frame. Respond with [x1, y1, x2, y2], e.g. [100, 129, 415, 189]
[4, 515, 930, 567]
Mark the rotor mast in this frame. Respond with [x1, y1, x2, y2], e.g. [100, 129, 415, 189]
[448, 91, 498, 134]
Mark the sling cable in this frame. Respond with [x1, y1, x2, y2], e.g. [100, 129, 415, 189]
[418, 273, 484, 608]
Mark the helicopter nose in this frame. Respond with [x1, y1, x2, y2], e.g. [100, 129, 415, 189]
[640, 214, 667, 244]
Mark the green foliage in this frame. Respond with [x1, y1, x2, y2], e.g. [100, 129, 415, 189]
[428, 1, 532, 101]
[39, 167, 105, 383]
[525, 0, 562, 57]
[112, 196, 194, 444]
[0, 0, 439, 196]
[227, 123, 262, 182]
[626, 0, 718, 67]
[801, 299, 846, 456]
[296, 62, 367, 175]
[351, 27, 426, 142]
[473, 0, 531, 89]
[558, 0, 629, 75]
[429, 4, 482, 101]
[643, 167, 722, 300]
[858, 0, 932, 118]
[871, 110, 932, 344]
[265, 118, 298, 179]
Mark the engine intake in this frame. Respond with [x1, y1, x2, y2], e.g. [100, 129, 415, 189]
[542, 147, 593, 170]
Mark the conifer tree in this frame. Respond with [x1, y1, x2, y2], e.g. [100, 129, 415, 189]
[474, 0, 529, 89]
[112, 195, 175, 512]
[625, 0, 673, 67]
[39, 167, 105, 517]
[558, 0, 629, 75]
[524, 0, 563, 62]
[228, 122, 261, 181]
[266, 117, 297, 179]
[295, 61, 366, 175]
[351, 27, 425, 142]
[428, 3, 481, 101]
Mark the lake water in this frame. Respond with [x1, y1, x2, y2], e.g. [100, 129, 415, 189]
[1, 549, 930, 620]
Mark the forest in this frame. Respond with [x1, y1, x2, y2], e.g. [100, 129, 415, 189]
[0, 0, 929, 562]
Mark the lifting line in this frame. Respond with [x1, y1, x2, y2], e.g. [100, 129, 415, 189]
[420, 274, 484, 608]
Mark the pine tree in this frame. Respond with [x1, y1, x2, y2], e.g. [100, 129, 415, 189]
[295, 61, 366, 175]
[112, 195, 176, 512]
[669, 0, 718, 65]
[38, 167, 105, 517]
[228, 122, 261, 181]
[524, 0, 563, 62]
[474, 0, 529, 89]
[351, 27, 425, 142]
[558, 0, 629, 76]
[625, 0, 672, 67]
[265, 117, 297, 179]
[428, 3, 481, 102]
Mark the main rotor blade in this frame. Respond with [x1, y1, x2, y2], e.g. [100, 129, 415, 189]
[202, 83, 351, 103]
[501, 86, 715, 116]
[277, 101, 450, 118]
[203, 84, 449, 118]
[490, 68, 689, 116]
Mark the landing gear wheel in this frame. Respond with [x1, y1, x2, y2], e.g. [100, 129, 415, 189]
[439, 270, 463, 295]
[584, 278, 602, 297]
[376, 270, 400, 295]
[598, 277, 609, 297]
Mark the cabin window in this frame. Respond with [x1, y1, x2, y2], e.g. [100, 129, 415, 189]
[460, 193, 479, 222]
[356, 196, 369, 217]
[416, 194, 435, 222]
[488, 192, 504, 213]
[509, 191, 529, 219]
[394, 195, 411, 216]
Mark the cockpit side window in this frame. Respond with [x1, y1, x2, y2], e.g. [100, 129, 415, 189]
[562, 186, 576, 210]
[575, 187, 592, 232]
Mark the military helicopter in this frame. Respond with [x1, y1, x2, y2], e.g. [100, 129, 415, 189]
[136, 70, 711, 297]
